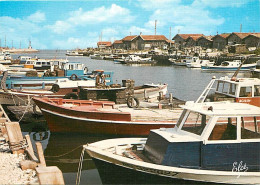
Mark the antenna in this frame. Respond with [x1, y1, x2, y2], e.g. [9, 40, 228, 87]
[19, 41, 21, 49]
[0, 39, 1, 48]
[178, 29, 180, 34]
[130, 32, 131, 36]
[100, 32, 103, 42]
[240, 24, 242, 32]
[4, 35, 6, 47]
[155, 20, 157, 35]
[12, 40, 13, 48]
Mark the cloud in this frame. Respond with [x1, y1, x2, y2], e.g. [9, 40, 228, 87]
[137, 0, 181, 10]
[49, 4, 135, 34]
[27, 11, 46, 23]
[192, 0, 255, 8]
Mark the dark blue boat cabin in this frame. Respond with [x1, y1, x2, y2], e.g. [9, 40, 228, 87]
[144, 101, 260, 172]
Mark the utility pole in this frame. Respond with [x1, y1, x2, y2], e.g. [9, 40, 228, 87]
[130, 32, 131, 36]
[20, 41, 21, 49]
[155, 20, 157, 35]
[240, 24, 242, 33]
[169, 26, 172, 40]
[4, 35, 6, 47]
[100, 32, 103, 42]
[12, 40, 13, 48]
[178, 29, 180, 34]
[0, 39, 1, 48]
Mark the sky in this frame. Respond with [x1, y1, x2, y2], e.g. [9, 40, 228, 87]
[0, 0, 259, 49]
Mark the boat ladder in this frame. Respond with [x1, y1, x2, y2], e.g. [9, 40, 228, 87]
[196, 78, 216, 103]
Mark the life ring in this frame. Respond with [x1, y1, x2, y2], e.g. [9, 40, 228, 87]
[70, 74, 78, 81]
[51, 84, 60, 93]
[127, 96, 139, 108]
[63, 93, 78, 99]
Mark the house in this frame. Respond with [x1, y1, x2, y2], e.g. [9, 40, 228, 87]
[112, 40, 124, 49]
[227, 32, 251, 45]
[131, 35, 170, 50]
[121, 35, 138, 50]
[97, 41, 112, 49]
[185, 35, 204, 47]
[212, 33, 230, 50]
[197, 36, 213, 48]
[242, 33, 260, 48]
[172, 34, 204, 47]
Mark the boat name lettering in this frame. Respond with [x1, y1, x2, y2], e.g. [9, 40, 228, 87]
[121, 162, 178, 177]
[232, 161, 248, 178]
[238, 99, 251, 103]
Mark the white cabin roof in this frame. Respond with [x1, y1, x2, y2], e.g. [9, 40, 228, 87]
[218, 76, 260, 86]
[181, 101, 260, 117]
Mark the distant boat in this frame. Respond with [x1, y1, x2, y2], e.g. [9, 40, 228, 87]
[186, 57, 202, 68]
[33, 97, 179, 135]
[169, 58, 186, 66]
[84, 101, 260, 184]
[123, 55, 157, 65]
[201, 60, 257, 71]
[66, 50, 83, 56]
[89, 54, 104, 60]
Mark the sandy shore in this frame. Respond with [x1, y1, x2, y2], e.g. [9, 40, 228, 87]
[0, 137, 38, 184]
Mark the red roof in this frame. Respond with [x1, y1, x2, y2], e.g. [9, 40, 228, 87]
[186, 35, 203, 41]
[212, 33, 231, 40]
[243, 33, 260, 39]
[173, 34, 204, 40]
[97, 41, 112, 47]
[228, 32, 252, 39]
[113, 40, 123, 44]
[122, 35, 138, 41]
[166, 39, 174, 44]
[139, 35, 168, 41]
[197, 35, 213, 41]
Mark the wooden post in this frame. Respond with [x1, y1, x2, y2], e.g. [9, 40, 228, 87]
[5, 122, 24, 154]
[36, 142, 46, 167]
[169, 93, 173, 103]
[25, 135, 39, 162]
[36, 166, 65, 185]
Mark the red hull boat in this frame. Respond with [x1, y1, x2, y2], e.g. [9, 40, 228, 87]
[33, 97, 177, 136]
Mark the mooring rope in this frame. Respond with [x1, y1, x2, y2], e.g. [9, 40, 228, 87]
[18, 95, 33, 122]
[76, 148, 85, 185]
[45, 145, 83, 158]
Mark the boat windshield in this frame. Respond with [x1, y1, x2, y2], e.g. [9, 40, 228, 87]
[181, 111, 210, 136]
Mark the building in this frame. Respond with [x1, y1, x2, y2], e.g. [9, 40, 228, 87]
[197, 36, 213, 48]
[131, 35, 170, 50]
[212, 33, 230, 50]
[97, 41, 112, 49]
[227, 32, 251, 45]
[242, 33, 260, 48]
[185, 35, 204, 47]
[121, 35, 138, 50]
[112, 40, 124, 49]
[172, 34, 204, 47]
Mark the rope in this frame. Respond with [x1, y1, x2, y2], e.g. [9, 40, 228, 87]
[9, 139, 28, 151]
[45, 145, 83, 158]
[76, 148, 85, 185]
[18, 95, 33, 123]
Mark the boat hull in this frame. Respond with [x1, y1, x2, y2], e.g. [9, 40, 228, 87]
[201, 65, 256, 71]
[40, 108, 174, 135]
[85, 138, 260, 185]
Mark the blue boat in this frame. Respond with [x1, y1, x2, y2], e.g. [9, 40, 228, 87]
[1, 61, 113, 89]
[84, 101, 260, 184]
[201, 60, 256, 71]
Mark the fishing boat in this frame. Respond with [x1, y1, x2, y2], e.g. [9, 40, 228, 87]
[169, 58, 186, 66]
[84, 101, 260, 184]
[65, 50, 83, 56]
[201, 60, 257, 71]
[122, 55, 157, 65]
[134, 83, 168, 100]
[89, 54, 104, 60]
[33, 97, 181, 135]
[199, 76, 260, 107]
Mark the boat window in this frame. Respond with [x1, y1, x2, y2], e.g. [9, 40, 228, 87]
[176, 109, 187, 128]
[181, 111, 210, 135]
[217, 81, 229, 94]
[36, 62, 41, 65]
[241, 117, 260, 139]
[239, 86, 252, 97]
[229, 83, 237, 95]
[254, 85, 260, 97]
[209, 117, 237, 140]
[69, 65, 74, 70]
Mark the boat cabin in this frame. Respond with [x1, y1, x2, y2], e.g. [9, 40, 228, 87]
[144, 101, 260, 171]
[210, 77, 260, 107]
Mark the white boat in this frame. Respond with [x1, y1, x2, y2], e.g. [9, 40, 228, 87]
[84, 101, 260, 184]
[123, 55, 156, 65]
[201, 60, 257, 71]
[169, 58, 186, 66]
[0, 52, 12, 64]
[89, 54, 104, 60]
[186, 57, 202, 68]
[66, 50, 83, 56]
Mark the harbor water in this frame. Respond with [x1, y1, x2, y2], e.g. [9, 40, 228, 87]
[13, 50, 251, 184]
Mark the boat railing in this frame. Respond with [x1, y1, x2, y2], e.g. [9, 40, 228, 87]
[196, 77, 216, 103]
